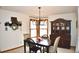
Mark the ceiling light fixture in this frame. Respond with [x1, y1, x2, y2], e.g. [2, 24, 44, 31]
[37, 7, 41, 26]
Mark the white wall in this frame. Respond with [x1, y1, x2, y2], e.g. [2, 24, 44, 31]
[0, 9, 29, 51]
[48, 13, 77, 46]
[76, 7, 79, 52]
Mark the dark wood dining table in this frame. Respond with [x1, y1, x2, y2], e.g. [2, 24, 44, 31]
[24, 38, 51, 53]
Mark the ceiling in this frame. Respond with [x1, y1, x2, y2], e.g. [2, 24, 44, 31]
[0, 6, 77, 16]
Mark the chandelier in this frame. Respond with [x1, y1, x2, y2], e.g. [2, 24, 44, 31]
[32, 7, 46, 26]
[36, 7, 45, 26]
[37, 7, 41, 26]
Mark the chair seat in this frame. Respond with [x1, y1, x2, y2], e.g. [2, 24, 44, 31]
[30, 46, 41, 52]
[34, 36, 60, 53]
[49, 46, 57, 53]
[42, 46, 57, 53]
[49, 36, 60, 53]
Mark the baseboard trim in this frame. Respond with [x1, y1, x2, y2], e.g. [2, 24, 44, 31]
[1, 45, 24, 53]
[71, 46, 76, 50]
[71, 46, 76, 48]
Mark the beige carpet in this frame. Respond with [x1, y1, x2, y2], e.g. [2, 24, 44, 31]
[3, 46, 75, 53]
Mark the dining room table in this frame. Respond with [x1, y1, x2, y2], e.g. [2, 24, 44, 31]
[24, 38, 51, 53]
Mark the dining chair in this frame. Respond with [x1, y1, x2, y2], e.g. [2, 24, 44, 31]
[26, 38, 42, 53]
[49, 36, 61, 53]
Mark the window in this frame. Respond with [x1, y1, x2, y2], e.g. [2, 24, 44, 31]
[30, 19, 48, 40]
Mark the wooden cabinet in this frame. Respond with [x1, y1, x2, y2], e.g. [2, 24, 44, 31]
[50, 18, 71, 48]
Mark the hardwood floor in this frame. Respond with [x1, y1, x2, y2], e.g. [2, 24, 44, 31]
[2, 46, 75, 53]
